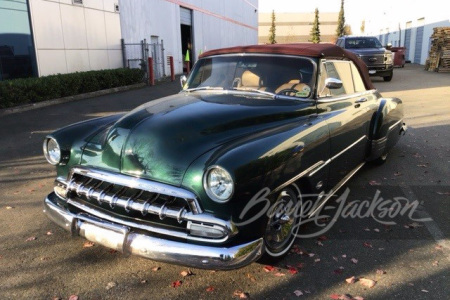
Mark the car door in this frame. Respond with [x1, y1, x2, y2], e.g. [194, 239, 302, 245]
[316, 59, 376, 189]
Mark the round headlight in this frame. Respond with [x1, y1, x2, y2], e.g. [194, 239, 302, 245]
[43, 138, 61, 165]
[204, 166, 234, 202]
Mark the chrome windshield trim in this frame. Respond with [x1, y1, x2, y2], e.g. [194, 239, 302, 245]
[68, 166, 202, 214]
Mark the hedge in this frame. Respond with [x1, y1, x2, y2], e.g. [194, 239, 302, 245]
[0, 68, 145, 109]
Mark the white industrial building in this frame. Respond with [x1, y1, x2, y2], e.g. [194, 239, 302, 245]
[119, 0, 259, 75]
[364, 1, 449, 65]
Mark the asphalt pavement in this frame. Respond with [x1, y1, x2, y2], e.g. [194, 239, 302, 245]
[0, 65, 448, 299]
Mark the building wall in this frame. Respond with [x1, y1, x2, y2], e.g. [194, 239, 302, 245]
[258, 12, 338, 44]
[119, 0, 258, 74]
[28, 0, 122, 77]
[365, 1, 449, 65]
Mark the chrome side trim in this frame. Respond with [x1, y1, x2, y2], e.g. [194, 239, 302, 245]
[308, 162, 365, 217]
[271, 160, 325, 194]
[69, 167, 202, 214]
[309, 135, 366, 177]
[317, 90, 376, 103]
[44, 194, 263, 270]
[388, 119, 402, 132]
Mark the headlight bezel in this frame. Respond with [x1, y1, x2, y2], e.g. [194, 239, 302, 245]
[43, 137, 62, 165]
[203, 165, 234, 203]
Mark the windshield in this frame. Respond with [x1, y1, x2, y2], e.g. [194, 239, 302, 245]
[185, 55, 316, 99]
[345, 37, 383, 49]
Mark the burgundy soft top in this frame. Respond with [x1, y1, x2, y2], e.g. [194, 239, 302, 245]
[200, 43, 375, 90]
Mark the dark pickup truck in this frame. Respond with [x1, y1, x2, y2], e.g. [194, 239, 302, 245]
[336, 36, 393, 81]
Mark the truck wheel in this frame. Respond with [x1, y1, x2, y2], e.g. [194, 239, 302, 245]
[260, 186, 302, 262]
[383, 72, 393, 82]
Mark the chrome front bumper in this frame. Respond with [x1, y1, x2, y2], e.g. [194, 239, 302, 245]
[43, 193, 264, 270]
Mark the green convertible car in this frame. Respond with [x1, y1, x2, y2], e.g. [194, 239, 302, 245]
[43, 43, 406, 270]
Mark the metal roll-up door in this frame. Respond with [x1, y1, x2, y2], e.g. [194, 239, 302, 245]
[414, 26, 424, 63]
[404, 28, 411, 60]
[180, 7, 192, 26]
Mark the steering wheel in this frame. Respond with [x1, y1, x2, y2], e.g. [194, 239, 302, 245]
[276, 88, 299, 96]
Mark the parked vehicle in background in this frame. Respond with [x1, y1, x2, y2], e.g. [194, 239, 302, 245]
[336, 36, 394, 81]
[42, 43, 406, 270]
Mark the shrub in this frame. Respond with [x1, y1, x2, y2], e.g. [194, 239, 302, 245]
[0, 68, 144, 109]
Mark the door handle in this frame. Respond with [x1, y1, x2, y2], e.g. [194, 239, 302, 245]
[355, 97, 368, 103]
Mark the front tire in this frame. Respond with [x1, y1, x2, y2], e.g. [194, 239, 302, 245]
[260, 186, 302, 262]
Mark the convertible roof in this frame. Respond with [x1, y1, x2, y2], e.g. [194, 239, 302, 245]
[200, 43, 375, 90]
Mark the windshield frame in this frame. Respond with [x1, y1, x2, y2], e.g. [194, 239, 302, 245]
[184, 53, 318, 101]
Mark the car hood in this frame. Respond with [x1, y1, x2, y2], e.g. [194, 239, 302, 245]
[349, 48, 388, 55]
[81, 92, 311, 186]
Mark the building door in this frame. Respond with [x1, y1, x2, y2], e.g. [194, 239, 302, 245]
[414, 18, 425, 64]
[180, 7, 193, 73]
[404, 22, 412, 61]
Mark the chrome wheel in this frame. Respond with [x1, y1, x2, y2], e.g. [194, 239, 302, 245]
[264, 186, 301, 257]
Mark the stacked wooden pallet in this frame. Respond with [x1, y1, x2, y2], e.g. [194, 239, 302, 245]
[425, 27, 450, 72]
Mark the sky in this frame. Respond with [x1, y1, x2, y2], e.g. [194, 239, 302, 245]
[258, 0, 403, 35]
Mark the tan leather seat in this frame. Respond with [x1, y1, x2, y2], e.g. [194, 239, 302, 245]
[275, 79, 308, 95]
[240, 70, 266, 90]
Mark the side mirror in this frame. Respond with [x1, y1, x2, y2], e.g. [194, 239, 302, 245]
[180, 75, 187, 89]
[325, 78, 343, 89]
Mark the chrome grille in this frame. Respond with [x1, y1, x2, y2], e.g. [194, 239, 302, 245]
[66, 167, 202, 224]
[360, 54, 385, 66]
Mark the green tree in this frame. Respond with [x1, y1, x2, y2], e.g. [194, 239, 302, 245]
[344, 24, 352, 35]
[336, 0, 346, 37]
[310, 8, 321, 43]
[360, 20, 365, 34]
[269, 10, 277, 44]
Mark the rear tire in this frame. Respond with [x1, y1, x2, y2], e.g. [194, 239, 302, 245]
[371, 152, 388, 165]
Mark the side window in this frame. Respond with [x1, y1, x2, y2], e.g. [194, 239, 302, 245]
[350, 62, 366, 92]
[318, 60, 358, 97]
[317, 61, 347, 97]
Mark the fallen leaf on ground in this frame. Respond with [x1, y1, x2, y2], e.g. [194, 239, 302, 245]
[6, 206, 14, 209]
[394, 172, 402, 176]
[369, 180, 381, 186]
[106, 281, 117, 290]
[376, 269, 386, 275]
[363, 242, 373, 248]
[359, 278, 376, 288]
[432, 260, 439, 266]
[436, 191, 450, 195]
[339, 295, 353, 300]
[206, 286, 215, 292]
[351, 258, 358, 264]
[83, 241, 94, 248]
[330, 294, 341, 299]
[233, 290, 249, 299]
[152, 266, 161, 271]
[314, 258, 321, 263]
[341, 254, 347, 258]
[263, 265, 275, 272]
[247, 273, 256, 281]
[318, 235, 328, 241]
[109, 249, 117, 254]
[417, 164, 427, 168]
[308, 253, 315, 257]
[140, 279, 147, 284]
[46, 231, 53, 235]
[25, 236, 37, 242]
[364, 228, 371, 231]
[274, 272, 286, 277]
[316, 241, 324, 246]
[333, 256, 339, 262]
[68, 296, 78, 300]
[297, 263, 304, 269]
[346, 276, 357, 284]
[421, 289, 429, 293]
[180, 269, 193, 277]
[288, 267, 298, 275]
[373, 228, 380, 232]
[435, 245, 443, 250]
[353, 297, 365, 300]
[293, 290, 303, 296]
[171, 280, 182, 288]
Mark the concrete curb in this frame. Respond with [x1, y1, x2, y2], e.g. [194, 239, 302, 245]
[0, 82, 147, 116]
